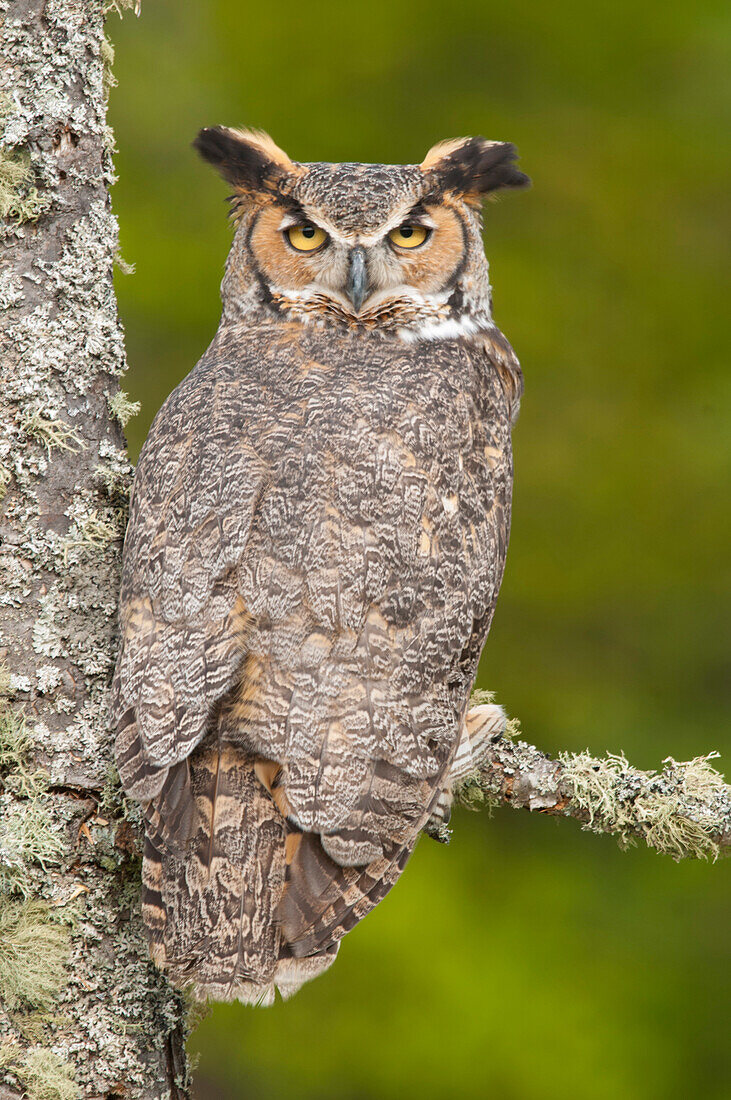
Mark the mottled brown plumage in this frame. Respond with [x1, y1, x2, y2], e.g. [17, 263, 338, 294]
[112, 128, 528, 1003]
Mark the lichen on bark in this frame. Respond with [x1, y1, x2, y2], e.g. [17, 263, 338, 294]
[452, 728, 730, 860]
[0, 2, 189, 1097]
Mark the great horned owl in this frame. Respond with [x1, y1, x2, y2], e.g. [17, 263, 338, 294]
[112, 128, 529, 1004]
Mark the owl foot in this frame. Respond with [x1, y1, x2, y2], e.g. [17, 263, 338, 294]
[451, 702, 507, 784]
[424, 702, 507, 843]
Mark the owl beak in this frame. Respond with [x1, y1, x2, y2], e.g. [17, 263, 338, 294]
[346, 246, 369, 313]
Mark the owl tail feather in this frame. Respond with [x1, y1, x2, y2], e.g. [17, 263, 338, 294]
[140, 737, 337, 1004]
[278, 831, 415, 959]
[277, 703, 508, 959]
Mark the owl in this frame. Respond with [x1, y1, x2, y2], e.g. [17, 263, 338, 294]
[112, 128, 529, 1004]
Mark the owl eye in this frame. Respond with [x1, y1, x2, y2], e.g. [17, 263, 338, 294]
[388, 224, 430, 249]
[286, 224, 328, 252]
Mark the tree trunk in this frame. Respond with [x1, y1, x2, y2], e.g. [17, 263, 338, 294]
[0, 2, 189, 1097]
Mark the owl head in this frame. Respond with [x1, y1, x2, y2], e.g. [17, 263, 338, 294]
[194, 127, 529, 339]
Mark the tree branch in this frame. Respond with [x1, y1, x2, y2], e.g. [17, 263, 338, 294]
[453, 727, 730, 860]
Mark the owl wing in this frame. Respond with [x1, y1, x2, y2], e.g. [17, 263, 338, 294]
[270, 329, 519, 957]
[113, 323, 518, 977]
[112, 350, 269, 850]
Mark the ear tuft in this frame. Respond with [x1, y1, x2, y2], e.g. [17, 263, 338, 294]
[193, 126, 297, 193]
[421, 137, 530, 197]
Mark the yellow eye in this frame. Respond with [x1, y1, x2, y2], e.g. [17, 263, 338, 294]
[286, 224, 328, 252]
[388, 224, 429, 249]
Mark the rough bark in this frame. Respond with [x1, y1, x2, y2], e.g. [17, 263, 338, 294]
[0, 2, 189, 1098]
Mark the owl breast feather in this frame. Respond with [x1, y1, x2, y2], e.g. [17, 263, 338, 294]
[117, 318, 514, 848]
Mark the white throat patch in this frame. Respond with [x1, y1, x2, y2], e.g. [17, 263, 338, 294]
[398, 315, 494, 344]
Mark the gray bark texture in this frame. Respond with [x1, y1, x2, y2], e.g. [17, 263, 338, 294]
[0, 2, 190, 1098]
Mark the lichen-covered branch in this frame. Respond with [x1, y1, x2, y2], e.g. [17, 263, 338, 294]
[0, 2, 188, 1098]
[454, 725, 730, 861]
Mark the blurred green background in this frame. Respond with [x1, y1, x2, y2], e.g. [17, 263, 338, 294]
[108, 1, 729, 1097]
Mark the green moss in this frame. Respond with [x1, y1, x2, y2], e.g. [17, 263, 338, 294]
[12, 1010, 66, 1045]
[560, 751, 632, 832]
[16, 1048, 79, 1100]
[634, 755, 726, 861]
[59, 507, 120, 565]
[0, 704, 48, 800]
[20, 411, 84, 459]
[0, 696, 63, 895]
[0, 799, 64, 898]
[113, 246, 135, 275]
[636, 793, 718, 861]
[0, 94, 52, 225]
[0, 146, 52, 225]
[97, 764, 121, 815]
[0, 1038, 22, 1069]
[0, 1042, 78, 1100]
[503, 716, 521, 740]
[469, 688, 496, 706]
[0, 900, 70, 1012]
[108, 389, 141, 427]
[105, 0, 142, 17]
[560, 750, 727, 861]
[100, 33, 117, 100]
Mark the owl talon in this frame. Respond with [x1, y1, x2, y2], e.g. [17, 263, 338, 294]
[454, 702, 507, 782]
[424, 701, 507, 839]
